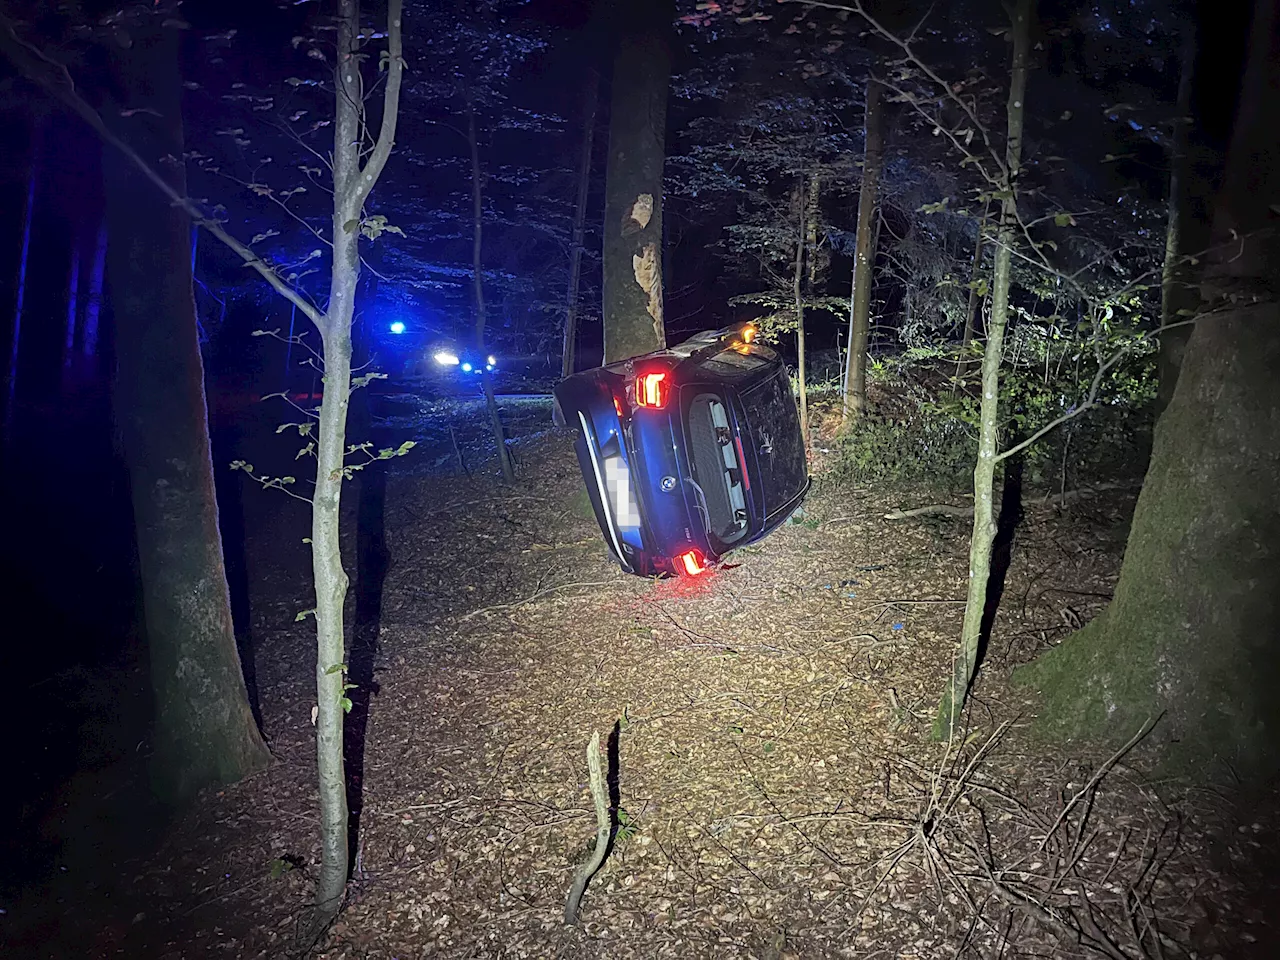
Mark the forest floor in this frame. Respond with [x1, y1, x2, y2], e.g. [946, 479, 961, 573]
[8, 395, 1280, 959]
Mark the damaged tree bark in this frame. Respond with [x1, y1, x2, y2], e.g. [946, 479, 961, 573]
[601, 0, 673, 364]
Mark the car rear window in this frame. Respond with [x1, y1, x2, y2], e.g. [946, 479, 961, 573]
[696, 347, 770, 381]
[738, 370, 807, 516]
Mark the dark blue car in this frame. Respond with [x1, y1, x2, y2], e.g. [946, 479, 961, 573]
[555, 322, 810, 577]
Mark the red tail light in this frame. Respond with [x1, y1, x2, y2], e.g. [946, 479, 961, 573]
[635, 371, 669, 409]
[613, 395, 626, 418]
[678, 550, 707, 576]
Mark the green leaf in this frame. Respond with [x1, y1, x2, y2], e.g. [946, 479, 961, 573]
[1053, 212, 1075, 228]
[324, 663, 348, 675]
[762, 742, 775, 754]
[340, 697, 353, 713]
[296, 608, 316, 622]
[268, 858, 294, 879]
[343, 219, 359, 234]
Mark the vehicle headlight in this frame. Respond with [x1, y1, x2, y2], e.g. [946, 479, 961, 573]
[433, 351, 460, 366]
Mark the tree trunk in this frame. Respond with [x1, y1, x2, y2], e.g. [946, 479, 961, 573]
[101, 24, 269, 800]
[792, 181, 809, 440]
[842, 80, 885, 421]
[1154, 29, 1207, 417]
[4, 119, 40, 445]
[83, 217, 107, 363]
[601, 0, 672, 364]
[935, 0, 1032, 738]
[63, 226, 82, 377]
[467, 103, 516, 482]
[1018, 0, 1280, 780]
[562, 70, 598, 379]
[954, 204, 990, 387]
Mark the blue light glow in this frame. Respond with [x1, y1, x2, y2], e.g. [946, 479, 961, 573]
[461, 362, 473, 372]
[389, 321, 406, 334]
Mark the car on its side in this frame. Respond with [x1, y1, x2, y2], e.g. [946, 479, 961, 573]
[554, 322, 810, 577]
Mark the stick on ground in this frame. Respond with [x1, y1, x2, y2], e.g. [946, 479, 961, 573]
[564, 730, 611, 925]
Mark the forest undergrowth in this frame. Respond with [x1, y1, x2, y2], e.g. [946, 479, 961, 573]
[7, 396, 1276, 960]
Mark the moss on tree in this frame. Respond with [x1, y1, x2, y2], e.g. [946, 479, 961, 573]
[1017, 304, 1280, 780]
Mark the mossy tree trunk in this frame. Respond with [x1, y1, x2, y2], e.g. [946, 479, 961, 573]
[101, 24, 271, 800]
[842, 79, 884, 421]
[1018, 0, 1280, 780]
[601, 0, 672, 364]
[935, 0, 1032, 738]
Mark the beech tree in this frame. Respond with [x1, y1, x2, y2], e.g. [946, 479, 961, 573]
[1020, 0, 1280, 779]
[3, 0, 406, 927]
[602, 0, 674, 363]
[0, 8, 270, 799]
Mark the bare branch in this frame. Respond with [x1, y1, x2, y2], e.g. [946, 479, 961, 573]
[349, 0, 404, 209]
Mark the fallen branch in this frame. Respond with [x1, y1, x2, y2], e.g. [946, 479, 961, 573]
[884, 482, 1140, 521]
[564, 730, 611, 925]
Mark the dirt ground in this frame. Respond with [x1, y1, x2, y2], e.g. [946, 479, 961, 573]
[11, 399, 1280, 959]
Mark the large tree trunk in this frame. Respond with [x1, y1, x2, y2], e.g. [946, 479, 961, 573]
[1018, 0, 1280, 779]
[935, 0, 1032, 737]
[1154, 28, 1208, 417]
[102, 24, 269, 800]
[562, 70, 598, 379]
[467, 103, 516, 482]
[601, 0, 672, 364]
[842, 80, 884, 421]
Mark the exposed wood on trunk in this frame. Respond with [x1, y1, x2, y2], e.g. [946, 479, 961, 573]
[936, 0, 1032, 738]
[842, 79, 885, 421]
[561, 70, 598, 379]
[601, 0, 673, 364]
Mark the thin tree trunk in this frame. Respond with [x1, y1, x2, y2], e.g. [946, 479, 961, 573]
[83, 217, 107, 363]
[468, 103, 516, 482]
[63, 226, 82, 378]
[954, 204, 990, 387]
[309, 0, 404, 927]
[936, 0, 1032, 738]
[1155, 28, 1202, 417]
[4, 120, 40, 444]
[842, 80, 885, 421]
[562, 70, 598, 379]
[101, 23, 269, 798]
[792, 181, 809, 439]
[601, 0, 673, 363]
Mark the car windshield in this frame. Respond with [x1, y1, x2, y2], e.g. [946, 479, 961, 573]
[737, 370, 807, 518]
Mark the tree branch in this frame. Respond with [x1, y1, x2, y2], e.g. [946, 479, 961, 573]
[349, 0, 404, 209]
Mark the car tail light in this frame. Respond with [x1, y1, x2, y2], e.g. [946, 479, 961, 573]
[635, 371, 669, 409]
[678, 550, 707, 576]
[613, 395, 626, 418]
